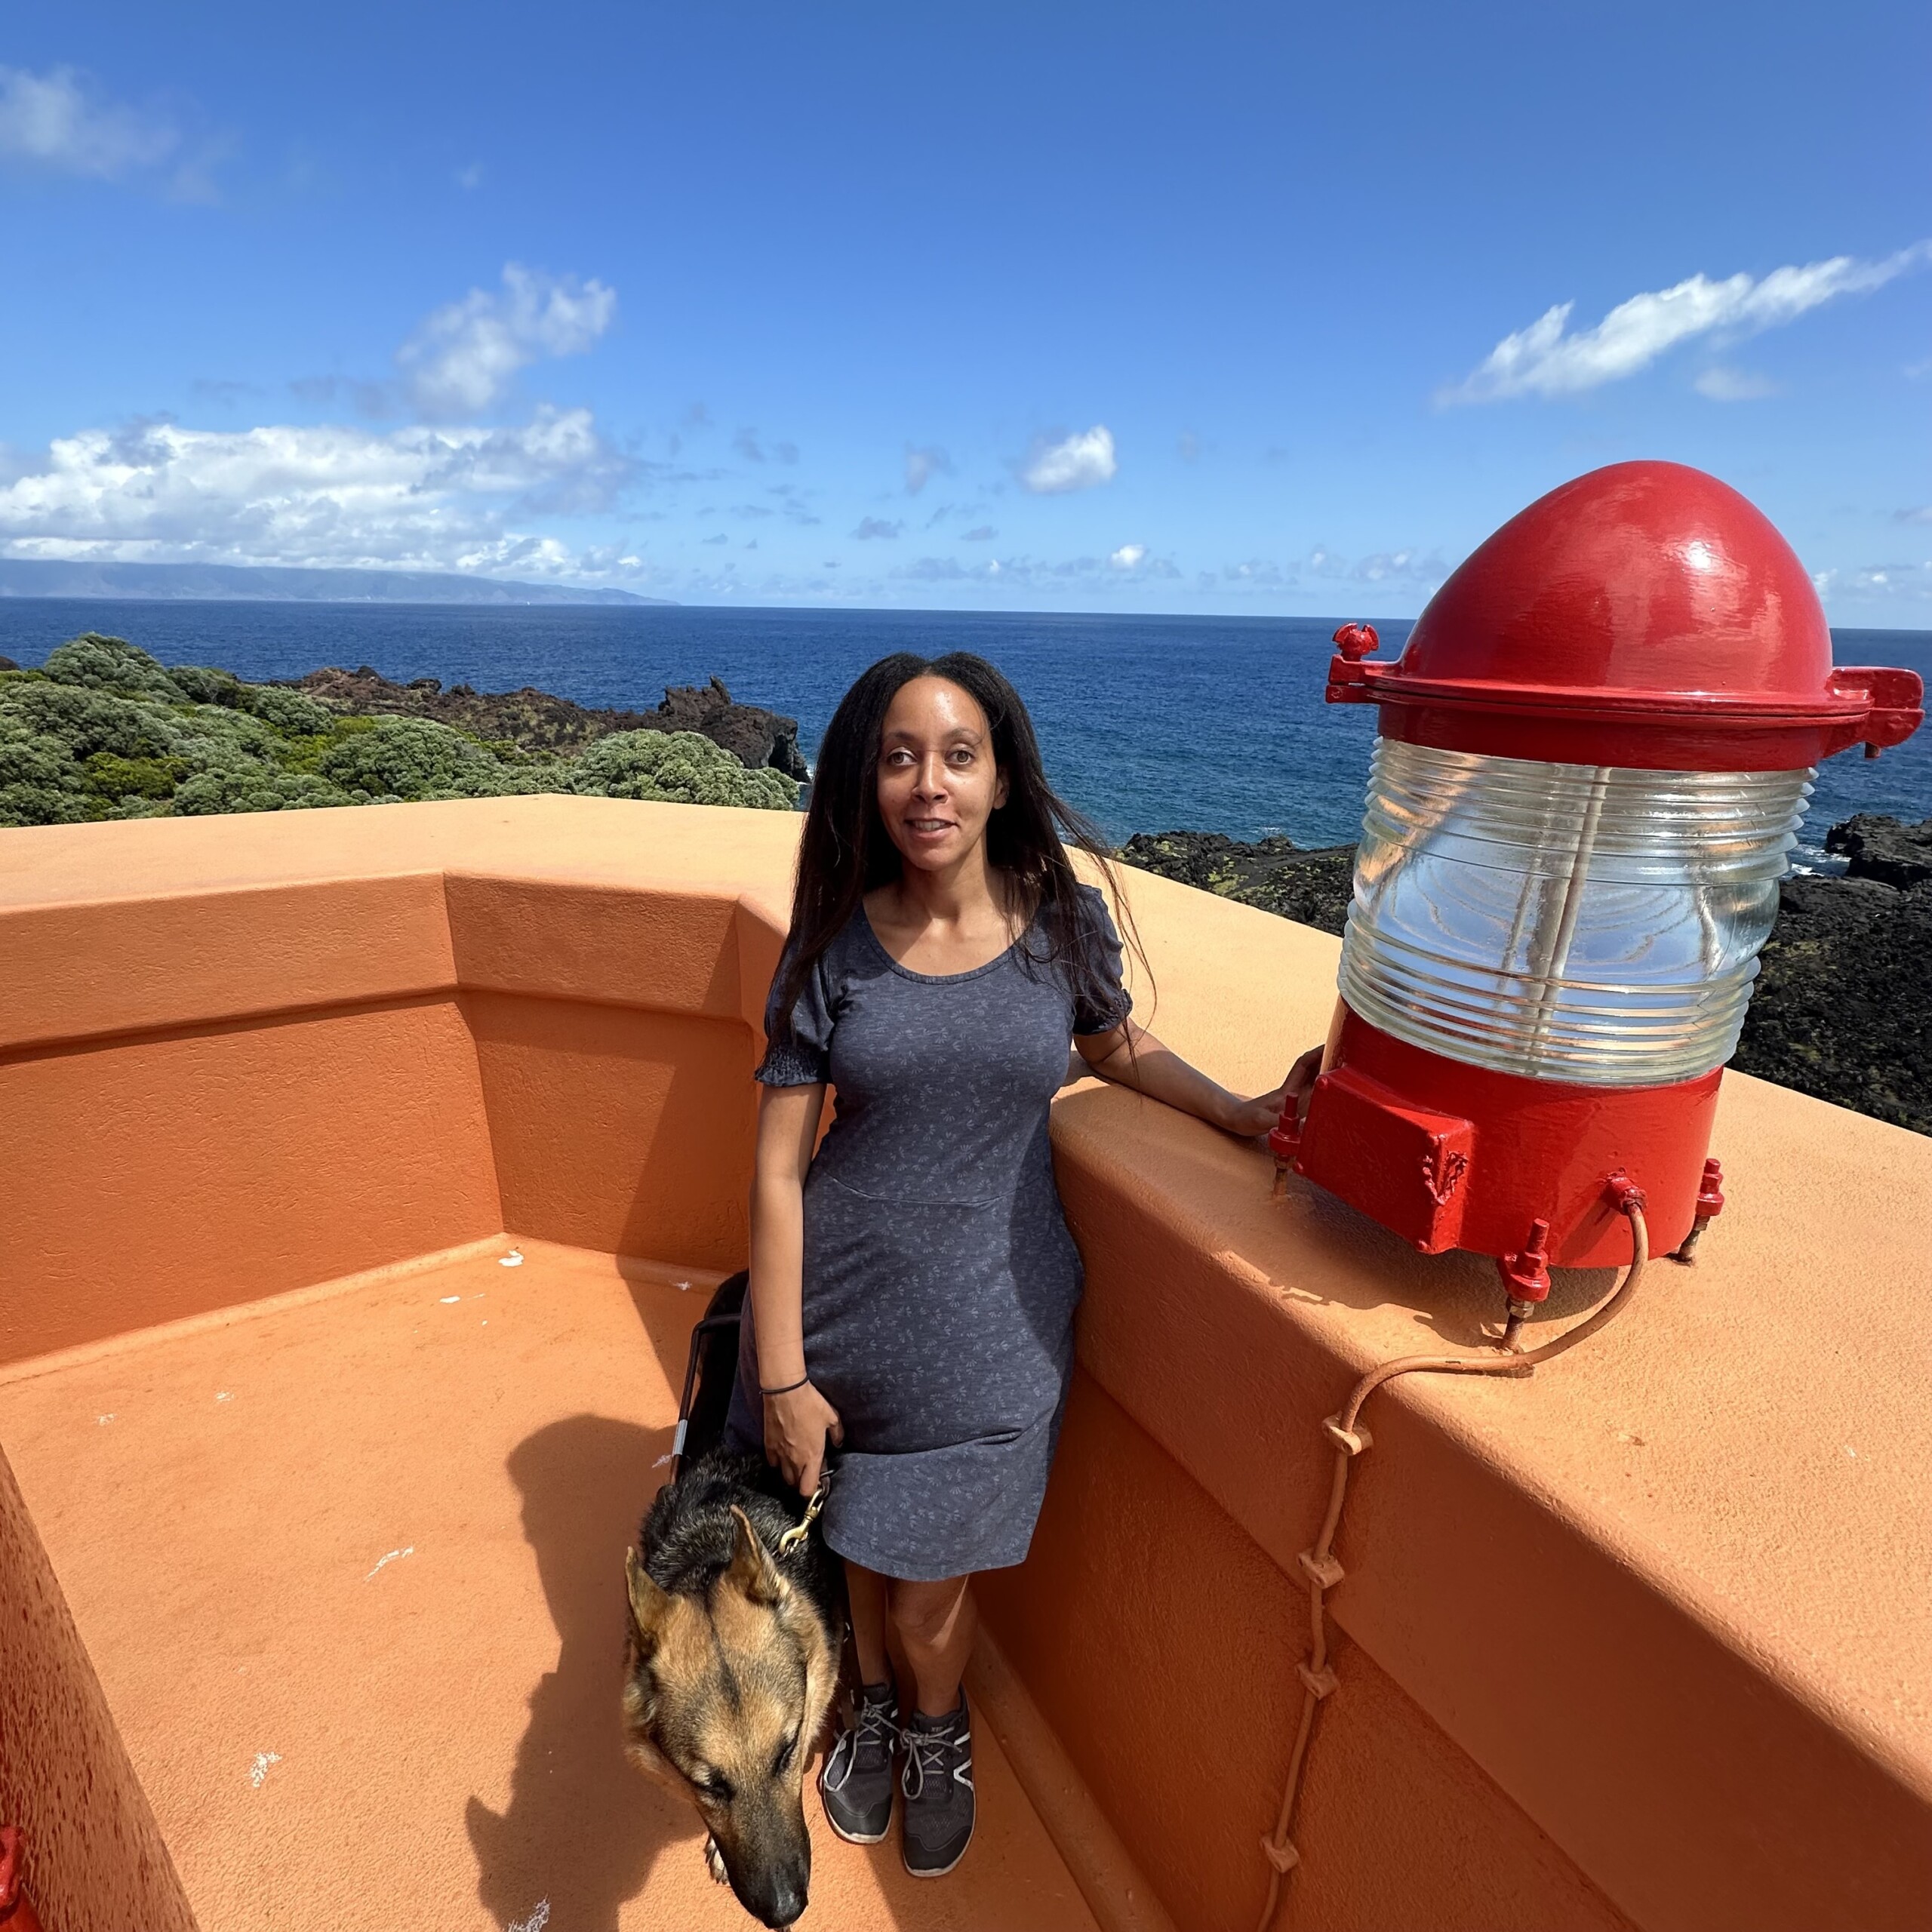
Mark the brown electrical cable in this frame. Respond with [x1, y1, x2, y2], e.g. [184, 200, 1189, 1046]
[1254, 1202, 1651, 1930]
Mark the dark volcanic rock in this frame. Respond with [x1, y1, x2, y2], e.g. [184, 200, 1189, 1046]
[0, 655, 18, 671]
[1120, 830, 1355, 935]
[293, 665, 809, 777]
[1733, 870, 1932, 1135]
[1825, 813, 1932, 891]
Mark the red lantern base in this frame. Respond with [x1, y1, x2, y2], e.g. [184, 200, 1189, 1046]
[1282, 1006, 1720, 1268]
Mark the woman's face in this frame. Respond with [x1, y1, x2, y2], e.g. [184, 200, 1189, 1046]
[875, 675, 1009, 875]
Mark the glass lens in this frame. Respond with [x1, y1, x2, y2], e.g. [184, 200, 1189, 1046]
[1340, 743, 1813, 1085]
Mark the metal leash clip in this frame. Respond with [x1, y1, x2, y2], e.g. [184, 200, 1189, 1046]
[776, 1476, 829, 1555]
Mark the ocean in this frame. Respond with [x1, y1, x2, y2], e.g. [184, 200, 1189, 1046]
[3, 598, 1928, 860]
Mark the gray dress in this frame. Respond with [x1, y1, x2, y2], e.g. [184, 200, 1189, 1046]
[726, 884, 1131, 1582]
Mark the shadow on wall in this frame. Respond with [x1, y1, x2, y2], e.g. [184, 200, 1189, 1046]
[466, 1414, 702, 1932]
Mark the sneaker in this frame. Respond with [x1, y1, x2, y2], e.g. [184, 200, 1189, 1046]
[819, 1678, 898, 1845]
[900, 1690, 974, 1878]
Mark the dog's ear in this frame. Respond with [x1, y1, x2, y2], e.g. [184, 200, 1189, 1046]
[724, 1506, 786, 1607]
[626, 1546, 675, 1650]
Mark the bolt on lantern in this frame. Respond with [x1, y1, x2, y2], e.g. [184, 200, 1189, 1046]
[1272, 461, 1923, 1324]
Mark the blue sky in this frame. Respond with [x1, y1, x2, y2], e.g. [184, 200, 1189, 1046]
[2, 2, 1928, 620]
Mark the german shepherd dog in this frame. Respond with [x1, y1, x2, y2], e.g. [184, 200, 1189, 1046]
[622, 1275, 844, 1929]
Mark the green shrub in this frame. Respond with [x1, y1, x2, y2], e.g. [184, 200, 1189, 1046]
[315, 715, 544, 801]
[568, 729, 798, 809]
[84, 752, 189, 801]
[0, 634, 801, 826]
[244, 685, 338, 734]
[42, 634, 189, 702]
[168, 664, 247, 707]
[173, 768, 356, 815]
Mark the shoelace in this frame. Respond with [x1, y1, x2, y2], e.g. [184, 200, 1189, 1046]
[900, 1719, 973, 1797]
[823, 1694, 897, 1792]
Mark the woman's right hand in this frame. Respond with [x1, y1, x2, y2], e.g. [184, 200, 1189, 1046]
[764, 1380, 844, 1497]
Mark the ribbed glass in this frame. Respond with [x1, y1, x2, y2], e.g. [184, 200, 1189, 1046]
[1338, 742, 1814, 1086]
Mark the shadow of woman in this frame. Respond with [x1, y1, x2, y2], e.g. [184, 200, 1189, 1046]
[467, 1413, 706, 1931]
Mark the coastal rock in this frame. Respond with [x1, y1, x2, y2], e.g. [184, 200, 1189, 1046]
[0, 655, 17, 671]
[293, 665, 809, 778]
[1731, 870, 1932, 1136]
[1825, 813, 1932, 891]
[1119, 830, 1355, 935]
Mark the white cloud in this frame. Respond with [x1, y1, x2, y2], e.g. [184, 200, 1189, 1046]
[905, 445, 952, 494]
[0, 409, 634, 578]
[1019, 425, 1116, 494]
[852, 516, 902, 540]
[1443, 243, 1932, 403]
[0, 63, 209, 193]
[0, 64, 174, 177]
[1109, 543, 1146, 569]
[1694, 366, 1780, 401]
[398, 264, 617, 417]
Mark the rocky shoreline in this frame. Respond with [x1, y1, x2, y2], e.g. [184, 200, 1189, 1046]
[1121, 823, 1931, 1137]
[292, 665, 810, 778]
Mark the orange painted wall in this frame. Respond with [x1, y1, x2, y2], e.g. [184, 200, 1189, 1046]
[0, 1442, 199, 1932]
[5, 801, 1928, 1932]
[465, 991, 755, 1269]
[977, 1374, 1637, 1932]
[0, 998, 501, 1364]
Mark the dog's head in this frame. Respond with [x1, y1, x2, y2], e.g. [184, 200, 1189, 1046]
[622, 1506, 837, 1929]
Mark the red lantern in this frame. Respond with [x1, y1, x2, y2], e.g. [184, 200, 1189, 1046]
[1274, 462, 1923, 1312]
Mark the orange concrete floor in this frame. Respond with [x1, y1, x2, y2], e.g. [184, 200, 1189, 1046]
[0, 1239, 1102, 1932]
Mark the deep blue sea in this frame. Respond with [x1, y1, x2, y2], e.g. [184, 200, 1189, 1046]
[3, 598, 1928, 859]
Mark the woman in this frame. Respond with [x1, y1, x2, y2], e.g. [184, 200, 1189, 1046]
[726, 651, 1308, 1879]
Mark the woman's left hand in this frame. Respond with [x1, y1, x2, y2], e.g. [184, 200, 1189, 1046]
[1220, 1044, 1323, 1139]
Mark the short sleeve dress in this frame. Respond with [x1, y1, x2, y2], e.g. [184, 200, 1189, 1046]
[725, 882, 1131, 1583]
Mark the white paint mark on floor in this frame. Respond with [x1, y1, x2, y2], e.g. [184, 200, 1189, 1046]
[439, 1295, 462, 1304]
[96, 1414, 115, 1426]
[675, 1279, 691, 1292]
[508, 1902, 550, 1932]
[366, 1546, 416, 1581]
[216, 1391, 234, 1403]
[248, 1752, 281, 1789]
[500, 1250, 525, 1268]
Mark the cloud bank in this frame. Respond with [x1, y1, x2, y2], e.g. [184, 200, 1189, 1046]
[0, 410, 632, 577]
[1019, 425, 1116, 494]
[398, 263, 616, 417]
[1443, 243, 1931, 403]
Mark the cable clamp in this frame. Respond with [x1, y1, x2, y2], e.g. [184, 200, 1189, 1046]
[1297, 1549, 1345, 1591]
[1297, 1660, 1340, 1700]
[1260, 1834, 1301, 1875]
[1321, 1415, 1373, 1457]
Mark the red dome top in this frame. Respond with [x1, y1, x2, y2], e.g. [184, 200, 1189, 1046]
[1327, 461, 1922, 770]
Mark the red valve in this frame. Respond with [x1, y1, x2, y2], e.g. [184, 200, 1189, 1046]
[0, 1828, 46, 1932]
[1331, 620, 1380, 662]
[1267, 1106, 1303, 1168]
[1498, 1217, 1552, 1303]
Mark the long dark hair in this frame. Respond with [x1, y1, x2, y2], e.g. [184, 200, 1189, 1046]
[773, 651, 1146, 1032]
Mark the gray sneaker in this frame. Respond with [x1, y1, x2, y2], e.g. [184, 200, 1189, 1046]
[819, 1679, 897, 1844]
[900, 1691, 974, 1878]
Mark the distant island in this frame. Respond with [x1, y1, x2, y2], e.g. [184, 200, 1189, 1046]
[0, 559, 674, 608]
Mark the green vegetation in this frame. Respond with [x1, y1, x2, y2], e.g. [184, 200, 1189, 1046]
[0, 634, 798, 828]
